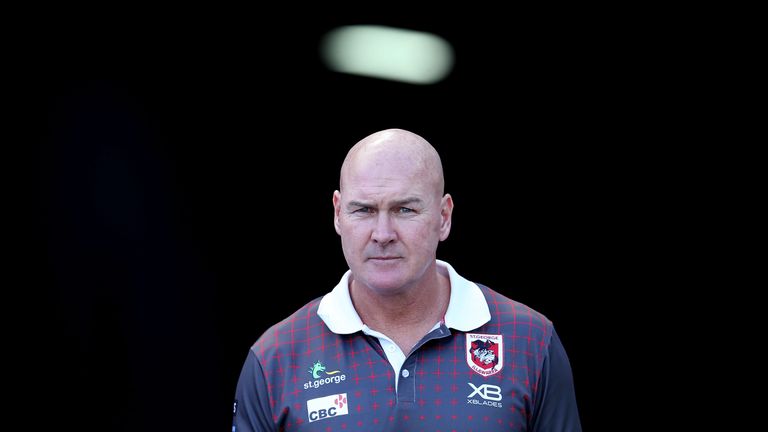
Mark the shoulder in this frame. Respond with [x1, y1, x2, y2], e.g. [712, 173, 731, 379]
[250, 296, 325, 359]
[475, 283, 554, 336]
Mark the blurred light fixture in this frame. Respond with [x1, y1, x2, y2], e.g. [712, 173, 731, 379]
[320, 25, 454, 85]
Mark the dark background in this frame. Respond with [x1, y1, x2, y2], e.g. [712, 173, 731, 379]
[18, 7, 675, 431]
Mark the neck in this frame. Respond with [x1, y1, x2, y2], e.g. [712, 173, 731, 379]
[350, 269, 451, 354]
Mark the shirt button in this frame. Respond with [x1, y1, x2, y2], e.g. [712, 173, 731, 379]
[387, 345, 396, 352]
[401, 369, 410, 378]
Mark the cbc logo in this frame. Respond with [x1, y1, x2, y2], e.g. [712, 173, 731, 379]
[310, 407, 338, 421]
[307, 393, 349, 423]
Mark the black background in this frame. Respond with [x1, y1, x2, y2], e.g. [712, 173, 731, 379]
[17, 7, 678, 431]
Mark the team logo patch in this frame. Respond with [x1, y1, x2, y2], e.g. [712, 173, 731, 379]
[466, 333, 503, 376]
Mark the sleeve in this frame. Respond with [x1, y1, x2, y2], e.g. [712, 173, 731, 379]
[530, 328, 582, 432]
[233, 349, 276, 432]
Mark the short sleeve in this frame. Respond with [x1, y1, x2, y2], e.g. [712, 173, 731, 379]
[530, 328, 582, 432]
[233, 349, 276, 432]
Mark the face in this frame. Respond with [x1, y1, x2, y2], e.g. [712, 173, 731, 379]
[333, 146, 453, 296]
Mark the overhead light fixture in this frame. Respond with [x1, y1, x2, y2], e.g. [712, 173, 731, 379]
[320, 25, 454, 85]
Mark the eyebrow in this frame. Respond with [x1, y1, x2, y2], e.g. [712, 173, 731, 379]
[347, 197, 424, 208]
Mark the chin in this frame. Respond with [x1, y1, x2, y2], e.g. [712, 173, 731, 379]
[360, 273, 409, 295]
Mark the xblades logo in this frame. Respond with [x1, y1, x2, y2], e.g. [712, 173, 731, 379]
[467, 383, 503, 408]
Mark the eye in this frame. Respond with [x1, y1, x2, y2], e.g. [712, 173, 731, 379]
[397, 207, 414, 214]
[353, 207, 373, 214]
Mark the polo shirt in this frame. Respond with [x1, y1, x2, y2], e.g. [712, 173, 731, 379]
[233, 260, 581, 431]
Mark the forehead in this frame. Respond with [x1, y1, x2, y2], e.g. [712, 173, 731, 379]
[345, 156, 432, 195]
[350, 155, 421, 180]
[343, 174, 426, 202]
[343, 166, 437, 212]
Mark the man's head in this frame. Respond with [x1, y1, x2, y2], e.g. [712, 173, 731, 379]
[333, 128, 453, 295]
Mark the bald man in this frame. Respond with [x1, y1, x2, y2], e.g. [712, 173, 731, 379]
[233, 128, 582, 431]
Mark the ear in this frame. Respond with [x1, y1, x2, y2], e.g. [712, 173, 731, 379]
[439, 193, 453, 241]
[333, 190, 342, 235]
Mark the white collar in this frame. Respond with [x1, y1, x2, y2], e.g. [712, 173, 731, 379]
[317, 259, 491, 334]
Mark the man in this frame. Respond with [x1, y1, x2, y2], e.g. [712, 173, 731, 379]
[233, 128, 582, 431]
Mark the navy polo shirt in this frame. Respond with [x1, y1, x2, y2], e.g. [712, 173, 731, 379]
[233, 260, 581, 431]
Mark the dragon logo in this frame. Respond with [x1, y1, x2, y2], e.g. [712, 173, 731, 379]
[470, 339, 499, 368]
[309, 361, 341, 379]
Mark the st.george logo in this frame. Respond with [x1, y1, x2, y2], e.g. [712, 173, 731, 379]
[304, 361, 347, 389]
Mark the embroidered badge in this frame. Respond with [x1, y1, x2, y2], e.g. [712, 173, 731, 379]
[466, 333, 503, 376]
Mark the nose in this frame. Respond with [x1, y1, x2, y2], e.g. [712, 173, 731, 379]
[371, 212, 397, 245]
